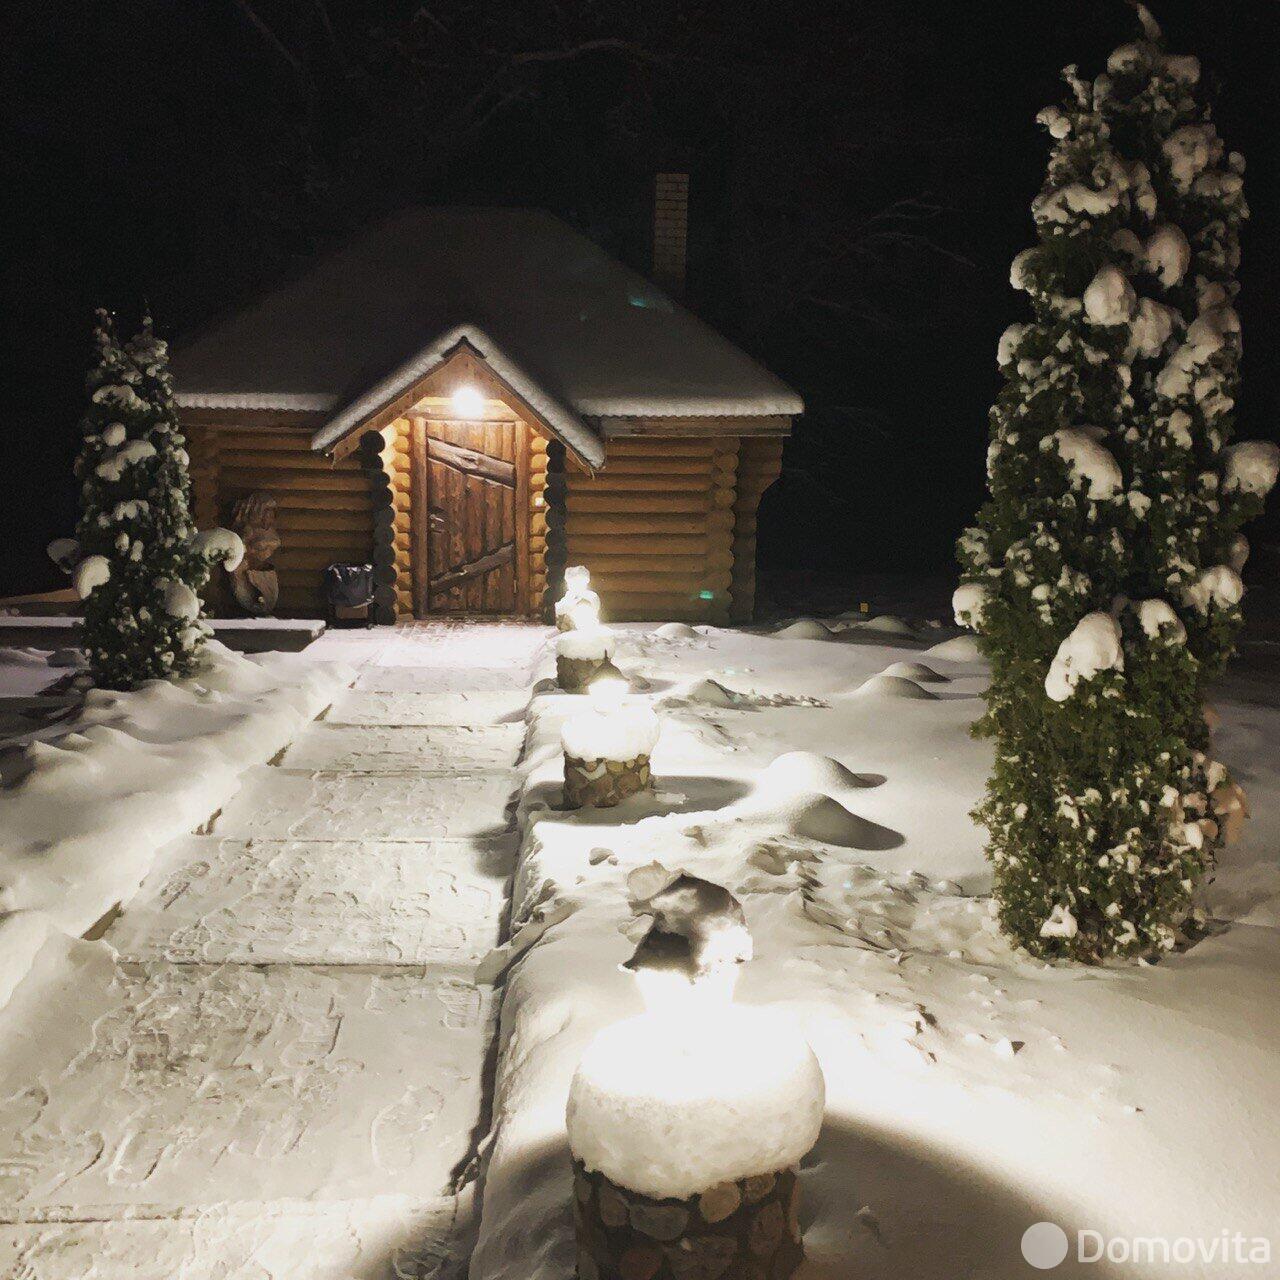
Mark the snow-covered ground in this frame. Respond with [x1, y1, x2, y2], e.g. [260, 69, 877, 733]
[471, 619, 1280, 1280]
[0, 623, 541, 1278]
[3, 618, 1279, 1278]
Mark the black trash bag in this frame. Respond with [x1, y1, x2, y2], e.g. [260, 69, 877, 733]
[324, 563, 375, 609]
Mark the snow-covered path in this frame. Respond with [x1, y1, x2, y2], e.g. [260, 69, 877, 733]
[0, 622, 545, 1279]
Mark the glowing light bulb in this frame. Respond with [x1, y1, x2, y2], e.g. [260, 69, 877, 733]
[450, 385, 485, 419]
[588, 674, 628, 714]
[568, 599, 599, 630]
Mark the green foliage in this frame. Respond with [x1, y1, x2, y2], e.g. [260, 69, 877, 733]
[73, 312, 219, 690]
[957, 20, 1266, 962]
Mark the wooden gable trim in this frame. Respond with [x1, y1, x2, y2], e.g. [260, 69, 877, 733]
[600, 414, 792, 439]
[325, 340, 597, 472]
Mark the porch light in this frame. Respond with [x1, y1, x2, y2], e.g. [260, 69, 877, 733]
[565, 870, 823, 1279]
[450, 384, 486, 419]
[555, 565, 601, 632]
[560, 675, 658, 808]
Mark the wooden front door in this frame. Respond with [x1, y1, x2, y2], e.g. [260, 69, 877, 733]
[410, 417, 527, 615]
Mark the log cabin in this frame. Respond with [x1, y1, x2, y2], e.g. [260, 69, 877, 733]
[171, 178, 802, 625]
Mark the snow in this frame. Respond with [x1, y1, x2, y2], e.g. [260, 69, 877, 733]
[0, 911, 52, 1015]
[7, 619, 1280, 1277]
[1184, 565, 1245, 614]
[1082, 264, 1136, 326]
[161, 578, 201, 621]
[1163, 124, 1221, 192]
[467, 618, 1280, 1279]
[194, 526, 246, 571]
[1143, 224, 1192, 287]
[853, 673, 938, 700]
[566, 1006, 825, 1200]
[1047, 428, 1122, 499]
[1127, 297, 1178, 359]
[951, 582, 989, 629]
[94, 438, 156, 482]
[1033, 182, 1121, 225]
[773, 618, 834, 640]
[1136, 598, 1187, 644]
[172, 209, 802, 462]
[996, 322, 1026, 367]
[1164, 53, 1201, 84]
[879, 660, 948, 683]
[71, 555, 110, 598]
[0, 641, 351, 940]
[1039, 903, 1079, 940]
[0, 621, 542, 1276]
[1223, 440, 1280, 497]
[555, 627, 615, 662]
[1045, 611, 1123, 702]
[561, 703, 660, 763]
[761, 751, 878, 797]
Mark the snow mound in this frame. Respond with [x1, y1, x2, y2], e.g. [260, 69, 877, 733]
[567, 1007, 825, 1200]
[761, 790, 900, 850]
[773, 618, 833, 640]
[852, 614, 917, 638]
[762, 751, 878, 797]
[680, 677, 741, 708]
[925, 635, 983, 662]
[880, 661, 949, 684]
[653, 622, 701, 641]
[853, 674, 938, 700]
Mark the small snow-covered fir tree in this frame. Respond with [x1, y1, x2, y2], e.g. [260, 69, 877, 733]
[955, 6, 1278, 962]
[73, 310, 242, 691]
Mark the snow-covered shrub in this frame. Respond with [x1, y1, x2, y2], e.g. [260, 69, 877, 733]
[956, 10, 1271, 961]
[74, 311, 239, 690]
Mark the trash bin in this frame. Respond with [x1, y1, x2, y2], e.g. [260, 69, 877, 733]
[323, 563, 376, 628]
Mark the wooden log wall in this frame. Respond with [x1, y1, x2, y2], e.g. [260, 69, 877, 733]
[529, 431, 550, 612]
[358, 429, 399, 624]
[564, 437, 737, 625]
[731, 437, 785, 623]
[182, 417, 373, 618]
[542, 441, 568, 621]
[384, 417, 415, 618]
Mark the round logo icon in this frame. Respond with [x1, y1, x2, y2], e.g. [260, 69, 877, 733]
[1022, 1221, 1070, 1270]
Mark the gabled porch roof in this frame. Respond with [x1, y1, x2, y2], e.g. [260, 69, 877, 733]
[309, 325, 604, 469]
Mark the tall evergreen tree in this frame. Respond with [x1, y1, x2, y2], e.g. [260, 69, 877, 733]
[72, 311, 241, 691]
[955, 6, 1278, 961]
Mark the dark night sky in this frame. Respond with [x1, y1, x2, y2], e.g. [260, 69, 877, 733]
[3, 0, 1277, 597]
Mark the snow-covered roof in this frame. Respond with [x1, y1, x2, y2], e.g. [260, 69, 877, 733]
[171, 208, 803, 459]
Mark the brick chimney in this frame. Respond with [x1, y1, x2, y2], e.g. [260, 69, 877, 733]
[652, 172, 689, 298]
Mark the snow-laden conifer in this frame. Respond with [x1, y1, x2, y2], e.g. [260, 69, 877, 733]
[956, 7, 1273, 961]
[73, 311, 242, 690]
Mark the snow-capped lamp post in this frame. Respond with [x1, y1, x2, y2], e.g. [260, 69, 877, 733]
[556, 565, 601, 632]
[566, 866, 823, 1280]
[561, 674, 659, 808]
[954, 7, 1277, 962]
[69, 310, 244, 691]
[556, 626, 620, 693]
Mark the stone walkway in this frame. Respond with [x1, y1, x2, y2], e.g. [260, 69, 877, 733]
[0, 622, 546, 1280]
